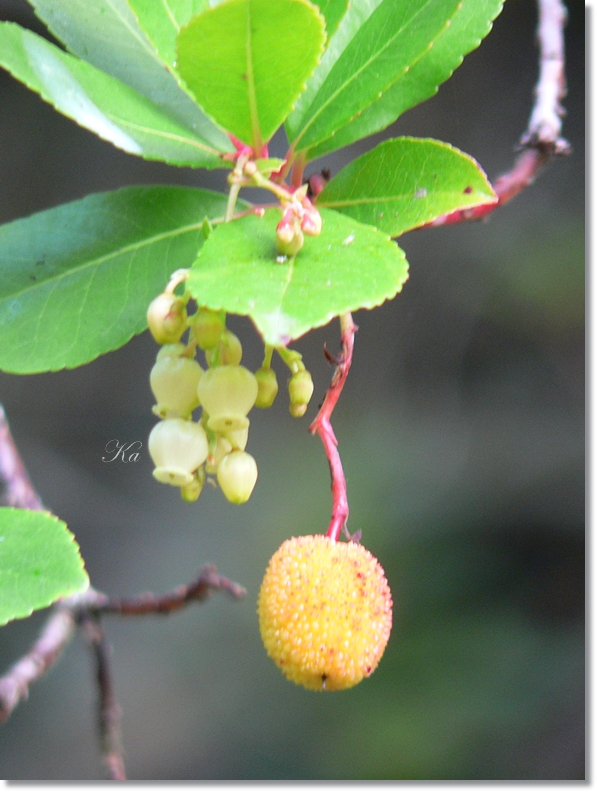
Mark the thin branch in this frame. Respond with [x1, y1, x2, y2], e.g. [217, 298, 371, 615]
[0, 603, 76, 724]
[426, 0, 570, 228]
[92, 566, 246, 616]
[309, 313, 358, 542]
[0, 404, 44, 511]
[0, 402, 245, 779]
[79, 614, 126, 781]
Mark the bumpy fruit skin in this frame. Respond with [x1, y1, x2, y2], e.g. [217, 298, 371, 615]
[258, 535, 392, 691]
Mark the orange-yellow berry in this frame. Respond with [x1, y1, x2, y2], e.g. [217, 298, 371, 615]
[258, 535, 392, 691]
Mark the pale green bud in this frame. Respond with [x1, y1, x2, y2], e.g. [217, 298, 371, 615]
[217, 450, 258, 504]
[254, 367, 278, 408]
[288, 370, 314, 406]
[147, 293, 187, 344]
[193, 308, 225, 350]
[205, 330, 243, 366]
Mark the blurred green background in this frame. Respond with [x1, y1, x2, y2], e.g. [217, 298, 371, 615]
[0, 0, 584, 780]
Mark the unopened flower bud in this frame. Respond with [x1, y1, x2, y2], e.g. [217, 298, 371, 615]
[149, 418, 208, 486]
[288, 369, 314, 406]
[276, 221, 304, 257]
[217, 450, 258, 504]
[289, 401, 308, 418]
[147, 293, 187, 344]
[205, 330, 243, 366]
[301, 207, 322, 236]
[180, 467, 205, 502]
[254, 367, 278, 408]
[193, 308, 225, 350]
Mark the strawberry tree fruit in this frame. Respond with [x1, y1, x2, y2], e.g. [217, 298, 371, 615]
[147, 293, 188, 345]
[148, 418, 209, 486]
[258, 535, 393, 691]
[197, 364, 258, 432]
[216, 450, 258, 504]
[150, 350, 203, 419]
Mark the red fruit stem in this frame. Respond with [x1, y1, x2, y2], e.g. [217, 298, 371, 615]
[309, 313, 357, 542]
[424, 0, 569, 229]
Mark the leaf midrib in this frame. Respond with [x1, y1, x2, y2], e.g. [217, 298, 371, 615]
[0, 220, 203, 305]
[319, 189, 491, 208]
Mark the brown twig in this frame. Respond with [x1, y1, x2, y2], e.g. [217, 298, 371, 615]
[0, 402, 245, 779]
[94, 566, 246, 616]
[426, 0, 570, 228]
[0, 404, 44, 510]
[309, 313, 358, 542]
[79, 613, 126, 781]
[0, 602, 76, 725]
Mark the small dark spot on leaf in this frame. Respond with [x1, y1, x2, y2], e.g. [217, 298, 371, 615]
[463, 186, 473, 194]
[29, 274, 36, 281]
[241, 73, 247, 80]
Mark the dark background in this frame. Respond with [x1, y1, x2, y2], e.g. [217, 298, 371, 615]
[0, 0, 585, 780]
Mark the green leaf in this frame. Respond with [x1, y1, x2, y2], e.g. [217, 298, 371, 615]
[317, 138, 497, 237]
[28, 0, 232, 153]
[176, 0, 326, 150]
[286, 0, 497, 158]
[187, 208, 408, 346]
[0, 186, 239, 373]
[127, 0, 208, 69]
[310, 0, 349, 39]
[305, 0, 505, 160]
[0, 508, 88, 627]
[0, 23, 229, 168]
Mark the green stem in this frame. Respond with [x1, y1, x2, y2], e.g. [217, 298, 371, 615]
[262, 344, 275, 369]
[276, 346, 304, 374]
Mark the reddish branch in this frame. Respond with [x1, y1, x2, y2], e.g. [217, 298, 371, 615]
[309, 313, 357, 542]
[427, 0, 570, 228]
[0, 405, 245, 780]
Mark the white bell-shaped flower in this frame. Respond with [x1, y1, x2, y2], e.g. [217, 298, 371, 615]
[217, 450, 258, 504]
[150, 352, 203, 419]
[197, 365, 258, 432]
[149, 418, 208, 486]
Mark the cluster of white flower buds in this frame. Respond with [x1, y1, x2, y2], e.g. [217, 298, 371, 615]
[146, 275, 315, 506]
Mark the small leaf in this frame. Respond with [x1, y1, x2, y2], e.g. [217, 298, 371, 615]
[128, 0, 208, 69]
[0, 23, 229, 168]
[0, 186, 240, 373]
[27, 0, 232, 152]
[317, 138, 497, 237]
[305, 0, 505, 160]
[286, 0, 496, 159]
[187, 208, 408, 346]
[0, 508, 89, 627]
[256, 158, 286, 176]
[176, 0, 326, 149]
